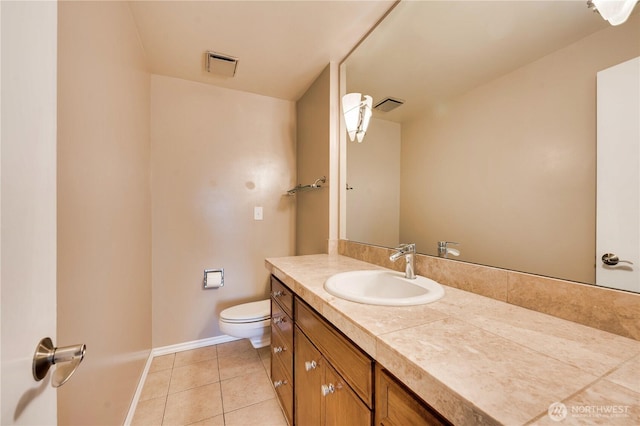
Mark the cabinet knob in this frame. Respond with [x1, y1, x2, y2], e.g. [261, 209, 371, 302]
[273, 346, 286, 354]
[304, 360, 317, 371]
[321, 383, 335, 396]
[272, 316, 286, 325]
[271, 290, 284, 298]
[273, 379, 288, 388]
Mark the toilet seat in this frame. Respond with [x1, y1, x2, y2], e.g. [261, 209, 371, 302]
[220, 299, 270, 323]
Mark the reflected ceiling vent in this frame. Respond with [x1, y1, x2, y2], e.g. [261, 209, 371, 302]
[205, 51, 238, 77]
[374, 97, 405, 112]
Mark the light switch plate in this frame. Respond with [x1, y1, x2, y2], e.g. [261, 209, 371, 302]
[254, 206, 263, 221]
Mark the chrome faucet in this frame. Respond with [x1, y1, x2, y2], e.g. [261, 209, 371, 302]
[390, 243, 416, 279]
[438, 241, 460, 258]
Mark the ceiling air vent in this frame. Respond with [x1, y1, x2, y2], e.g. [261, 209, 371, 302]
[205, 51, 238, 77]
[374, 97, 405, 112]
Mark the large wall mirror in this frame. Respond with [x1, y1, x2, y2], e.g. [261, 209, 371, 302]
[341, 1, 639, 293]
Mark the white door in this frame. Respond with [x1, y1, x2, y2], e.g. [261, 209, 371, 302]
[1, 1, 59, 424]
[596, 57, 640, 293]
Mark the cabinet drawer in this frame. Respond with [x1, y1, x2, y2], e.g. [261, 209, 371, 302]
[271, 298, 293, 337]
[375, 365, 450, 426]
[271, 320, 293, 375]
[272, 354, 294, 426]
[295, 299, 373, 408]
[271, 275, 293, 317]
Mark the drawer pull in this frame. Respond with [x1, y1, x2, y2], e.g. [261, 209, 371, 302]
[304, 360, 317, 371]
[321, 383, 335, 396]
[272, 316, 286, 325]
[273, 346, 287, 354]
[273, 379, 288, 388]
[271, 290, 284, 298]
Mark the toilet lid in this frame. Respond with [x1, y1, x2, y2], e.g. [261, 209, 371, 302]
[220, 299, 270, 323]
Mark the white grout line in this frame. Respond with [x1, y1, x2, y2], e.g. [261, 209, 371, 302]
[123, 335, 241, 426]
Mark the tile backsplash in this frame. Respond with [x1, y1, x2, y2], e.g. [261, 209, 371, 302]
[339, 240, 639, 340]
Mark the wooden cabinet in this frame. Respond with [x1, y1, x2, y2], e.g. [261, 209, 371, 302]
[294, 328, 323, 424]
[323, 363, 371, 426]
[294, 298, 372, 426]
[270, 274, 449, 426]
[271, 276, 294, 425]
[375, 365, 450, 426]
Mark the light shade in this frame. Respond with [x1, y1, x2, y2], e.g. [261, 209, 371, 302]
[341, 93, 373, 143]
[591, 0, 638, 25]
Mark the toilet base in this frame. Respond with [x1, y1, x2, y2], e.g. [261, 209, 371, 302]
[248, 333, 271, 349]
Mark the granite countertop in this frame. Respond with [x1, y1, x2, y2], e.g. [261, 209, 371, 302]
[265, 254, 640, 425]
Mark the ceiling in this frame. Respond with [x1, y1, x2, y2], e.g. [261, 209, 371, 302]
[128, 0, 396, 101]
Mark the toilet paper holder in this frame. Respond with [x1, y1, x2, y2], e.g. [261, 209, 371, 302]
[204, 268, 224, 289]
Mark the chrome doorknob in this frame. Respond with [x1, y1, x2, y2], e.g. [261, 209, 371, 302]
[33, 337, 86, 388]
[602, 253, 634, 266]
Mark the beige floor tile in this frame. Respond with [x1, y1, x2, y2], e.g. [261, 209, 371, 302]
[163, 383, 223, 426]
[257, 347, 272, 373]
[140, 369, 172, 401]
[257, 346, 271, 361]
[150, 353, 175, 373]
[260, 355, 271, 376]
[216, 339, 255, 359]
[187, 415, 224, 426]
[223, 398, 287, 426]
[220, 370, 276, 412]
[218, 351, 264, 381]
[169, 358, 220, 394]
[174, 346, 218, 368]
[131, 396, 166, 426]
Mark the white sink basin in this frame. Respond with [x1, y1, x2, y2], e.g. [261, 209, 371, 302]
[324, 270, 444, 306]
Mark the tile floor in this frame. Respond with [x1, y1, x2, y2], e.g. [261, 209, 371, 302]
[131, 339, 287, 426]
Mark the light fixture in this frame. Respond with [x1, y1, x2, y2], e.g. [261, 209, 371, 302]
[341, 93, 373, 143]
[588, 0, 638, 25]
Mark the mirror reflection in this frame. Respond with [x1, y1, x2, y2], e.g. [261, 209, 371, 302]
[343, 1, 640, 292]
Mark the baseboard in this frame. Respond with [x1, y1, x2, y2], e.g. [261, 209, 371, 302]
[151, 335, 240, 357]
[123, 335, 241, 425]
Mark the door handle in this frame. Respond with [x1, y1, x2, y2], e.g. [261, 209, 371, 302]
[33, 337, 86, 388]
[602, 253, 634, 266]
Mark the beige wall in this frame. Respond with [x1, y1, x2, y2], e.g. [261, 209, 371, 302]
[151, 75, 296, 347]
[347, 117, 401, 247]
[296, 66, 331, 255]
[57, 2, 151, 425]
[400, 18, 640, 284]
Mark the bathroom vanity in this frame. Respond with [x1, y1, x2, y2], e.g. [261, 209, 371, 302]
[267, 254, 640, 425]
[271, 273, 448, 425]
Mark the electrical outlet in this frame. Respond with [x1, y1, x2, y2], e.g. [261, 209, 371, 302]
[254, 206, 263, 221]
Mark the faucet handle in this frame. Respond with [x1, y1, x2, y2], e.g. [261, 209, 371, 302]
[438, 241, 459, 247]
[395, 243, 415, 252]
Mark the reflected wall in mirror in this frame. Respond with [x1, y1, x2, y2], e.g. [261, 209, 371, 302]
[342, 1, 640, 292]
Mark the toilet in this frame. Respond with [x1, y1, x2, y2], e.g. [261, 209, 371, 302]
[219, 299, 271, 348]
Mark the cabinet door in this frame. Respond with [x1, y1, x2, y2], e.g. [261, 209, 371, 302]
[295, 327, 323, 426]
[375, 366, 449, 426]
[323, 363, 372, 426]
